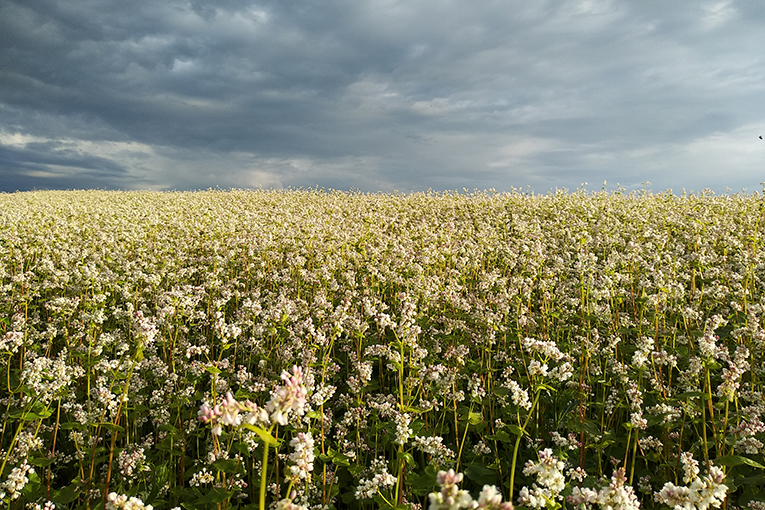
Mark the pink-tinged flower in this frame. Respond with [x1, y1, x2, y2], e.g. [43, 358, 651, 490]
[219, 392, 241, 426]
[429, 469, 473, 510]
[477, 485, 514, 510]
[197, 403, 221, 423]
[436, 469, 463, 487]
[288, 432, 315, 481]
[568, 486, 598, 509]
[242, 400, 270, 426]
[655, 483, 692, 510]
[275, 490, 309, 510]
[266, 365, 308, 426]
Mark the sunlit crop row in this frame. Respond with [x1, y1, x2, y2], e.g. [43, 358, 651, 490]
[1, 189, 764, 510]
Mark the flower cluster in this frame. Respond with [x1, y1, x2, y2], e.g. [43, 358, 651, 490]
[105, 492, 153, 510]
[0, 461, 34, 501]
[654, 455, 728, 510]
[266, 365, 309, 426]
[568, 468, 641, 510]
[518, 449, 566, 508]
[428, 469, 514, 510]
[197, 365, 308, 435]
[275, 490, 309, 510]
[287, 431, 315, 481]
[3, 189, 763, 510]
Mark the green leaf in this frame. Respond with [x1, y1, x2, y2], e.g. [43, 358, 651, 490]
[715, 455, 765, 470]
[397, 450, 416, 468]
[51, 482, 81, 505]
[486, 430, 512, 443]
[735, 473, 765, 485]
[213, 458, 240, 473]
[240, 423, 277, 445]
[507, 424, 525, 437]
[408, 464, 438, 494]
[148, 463, 169, 503]
[194, 487, 231, 505]
[98, 422, 125, 432]
[402, 405, 429, 414]
[468, 411, 483, 425]
[464, 462, 497, 485]
[158, 424, 181, 434]
[22, 469, 41, 498]
[329, 449, 351, 467]
[204, 365, 222, 375]
[9, 403, 52, 421]
[28, 457, 56, 467]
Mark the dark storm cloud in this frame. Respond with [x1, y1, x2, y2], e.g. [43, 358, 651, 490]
[1, 0, 764, 193]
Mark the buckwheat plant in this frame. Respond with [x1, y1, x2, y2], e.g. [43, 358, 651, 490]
[2, 188, 764, 509]
[654, 454, 728, 510]
[428, 469, 513, 510]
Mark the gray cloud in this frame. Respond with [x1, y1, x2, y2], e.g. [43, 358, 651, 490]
[1, 0, 765, 193]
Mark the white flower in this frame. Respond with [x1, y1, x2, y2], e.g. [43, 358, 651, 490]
[1, 461, 34, 501]
[288, 432, 315, 481]
[654, 462, 727, 510]
[680, 453, 699, 484]
[597, 468, 641, 510]
[105, 492, 153, 510]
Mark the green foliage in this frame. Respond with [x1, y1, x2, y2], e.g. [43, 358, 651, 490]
[0, 189, 764, 509]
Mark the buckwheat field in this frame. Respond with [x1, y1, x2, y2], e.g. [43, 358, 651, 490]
[1, 188, 764, 510]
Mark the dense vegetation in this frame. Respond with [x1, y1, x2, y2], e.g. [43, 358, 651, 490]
[1, 189, 764, 510]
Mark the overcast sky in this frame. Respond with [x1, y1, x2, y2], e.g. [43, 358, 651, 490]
[1, 0, 764, 194]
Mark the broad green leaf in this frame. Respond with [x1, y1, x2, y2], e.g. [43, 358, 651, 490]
[51, 482, 81, 505]
[408, 464, 438, 494]
[736, 473, 765, 485]
[715, 455, 765, 470]
[397, 450, 416, 468]
[402, 405, 428, 414]
[464, 462, 497, 485]
[330, 449, 351, 467]
[28, 457, 55, 467]
[158, 424, 181, 434]
[468, 411, 483, 425]
[213, 458, 240, 473]
[9, 403, 52, 421]
[98, 422, 125, 432]
[240, 423, 277, 445]
[195, 487, 232, 505]
[486, 430, 512, 443]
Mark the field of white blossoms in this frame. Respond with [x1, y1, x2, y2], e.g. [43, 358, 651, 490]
[1, 188, 764, 510]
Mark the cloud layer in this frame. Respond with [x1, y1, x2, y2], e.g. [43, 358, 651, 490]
[2, 0, 764, 193]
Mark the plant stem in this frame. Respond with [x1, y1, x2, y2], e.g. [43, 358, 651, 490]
[260, 439, 270, 510]
[509, 389, 541, 501]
